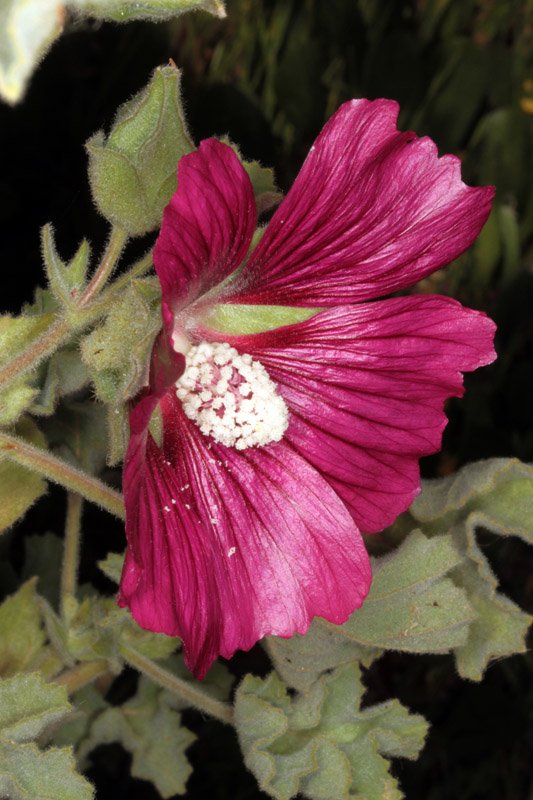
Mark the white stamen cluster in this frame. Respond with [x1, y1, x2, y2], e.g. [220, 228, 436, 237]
[176, 342, 289, 450]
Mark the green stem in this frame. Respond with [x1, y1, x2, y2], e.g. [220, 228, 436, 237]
[120, 644, 234, 726]
[61, 493, 84, 619]
[0, 316, 70, 390]
[0, 243, 152, 393]
[0, 430, 124, 519]
[87, 248, 155, 316]
[78, 226, 129, 307]
[55, 659, 111, 694]
[105, 248, 154, 295]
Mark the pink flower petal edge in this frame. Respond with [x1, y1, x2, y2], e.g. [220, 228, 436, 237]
[119, 389, 371, 679]
[154, 138, 256, 312]
[229, 99, 494, 306]
[119, 98, 497, 678]
[196, 294, 496, 533]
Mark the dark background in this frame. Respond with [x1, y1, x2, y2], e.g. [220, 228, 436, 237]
[1, 0, 532, 797]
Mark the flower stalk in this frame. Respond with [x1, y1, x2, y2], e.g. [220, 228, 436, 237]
[78, 226, 129, 307]
[0, 430, 125, 518]
[0, 316, 71, 390]
[119, 644, 234, 725]
[0, 230, 150, 395]
[55, 659, 111, 694]
[61, 492, 84, 620]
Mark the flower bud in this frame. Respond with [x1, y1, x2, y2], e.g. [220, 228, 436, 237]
[86, 64, 194, 236]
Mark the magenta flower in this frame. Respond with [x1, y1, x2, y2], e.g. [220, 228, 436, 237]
[118, 99, 497, 679]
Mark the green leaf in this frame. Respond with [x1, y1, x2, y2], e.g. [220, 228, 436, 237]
[97, 598, 179, 661]
[266, 623, 379, 694]
[0, 418, 47, 531]
[31, 347, 91, 417]
[52, 685, 108, 752]
[223, 138, 282, 215]
[22, 533, 63, 610]
[0, 682, 94, 800]
[0, 314, 55, 425]
[41, 401, 108, 475]
[497, 203, 521, 286]
[340, 530, 476, 652]
[80, 278, 161, 462]
[410, 458, 533, 539]
[0, 0, 224, 104]
[407, 458, 533, 680]
[0, 579, 46, 677]
[0, 0, 63, 104]
[41, 226, 91, 312]
[235, 664, 428, 800]
[0, 740, 93, 800]
[86, 65, 194, 235]
[40, 591, 177, 668]
[267, 531, 477, 692]
[78, 677, 195, 798]
[98, 551, 125, 584]
[156, 652, 234, 704]
[0, 673, 70, 743]
[76, 0, 225, 23]
[80, 280, 161, 397]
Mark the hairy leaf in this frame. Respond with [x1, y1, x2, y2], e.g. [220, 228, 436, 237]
[97, 551, 125, 584]
[52, 685, 108, 752]
[41, 226, 90, 312]
[0, 580, 46, 677]
[223, 138, 282, 215]
[0, 315, 54, 425]
[77, 0, 225, 23]
[235, 664, 428, 800]
[340, 531, 475, 652]
[40, 592, 178, 668]
[32, 348, 91, 417]
[0, 0, 63, 104]
[0, 741, 93, 800]
[0, 673, 70, 743]
[0, 0, 224, 104]
[0, 672, 93, 799]
[78, 677, 194, 798]
[80, 279, 161, 462]
[266, 625, 379, 694]
[0, 419, 47, 531]
[40, 402, 108, 475]
[267, 530, 475, 690]
[22, 533, 63, 610]
[408, 458, 533, 679]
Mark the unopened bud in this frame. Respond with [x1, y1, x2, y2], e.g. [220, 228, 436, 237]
[86, 64, 194, 236]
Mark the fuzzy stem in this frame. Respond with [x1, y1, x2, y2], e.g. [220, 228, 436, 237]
[105, 249, 154, 295]
[87, 248, 155, 316]
[55, 660, 111, 694]
[0, 430, 125, 519]
[78, 226, 129, 306]
[61, 493, 84, 619]
[0, 316, 70, 390]
[0, 245, 153, 393]
[120, 644, 234, 726]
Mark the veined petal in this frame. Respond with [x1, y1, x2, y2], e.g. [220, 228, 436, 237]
[154, 138, 257, 311]
[230, 99, 494, 306]
[198, 296, 496, 533]
[118, 392, 371, 679]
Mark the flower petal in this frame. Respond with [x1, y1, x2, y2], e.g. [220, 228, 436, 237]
[154, 139, 257, 311]
[231, 99, 494, 306]
[118, 392, 371, 680]
[199, 296, 496, 533]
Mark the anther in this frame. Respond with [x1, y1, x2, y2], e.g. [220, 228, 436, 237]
[176, 342, 288, 449]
